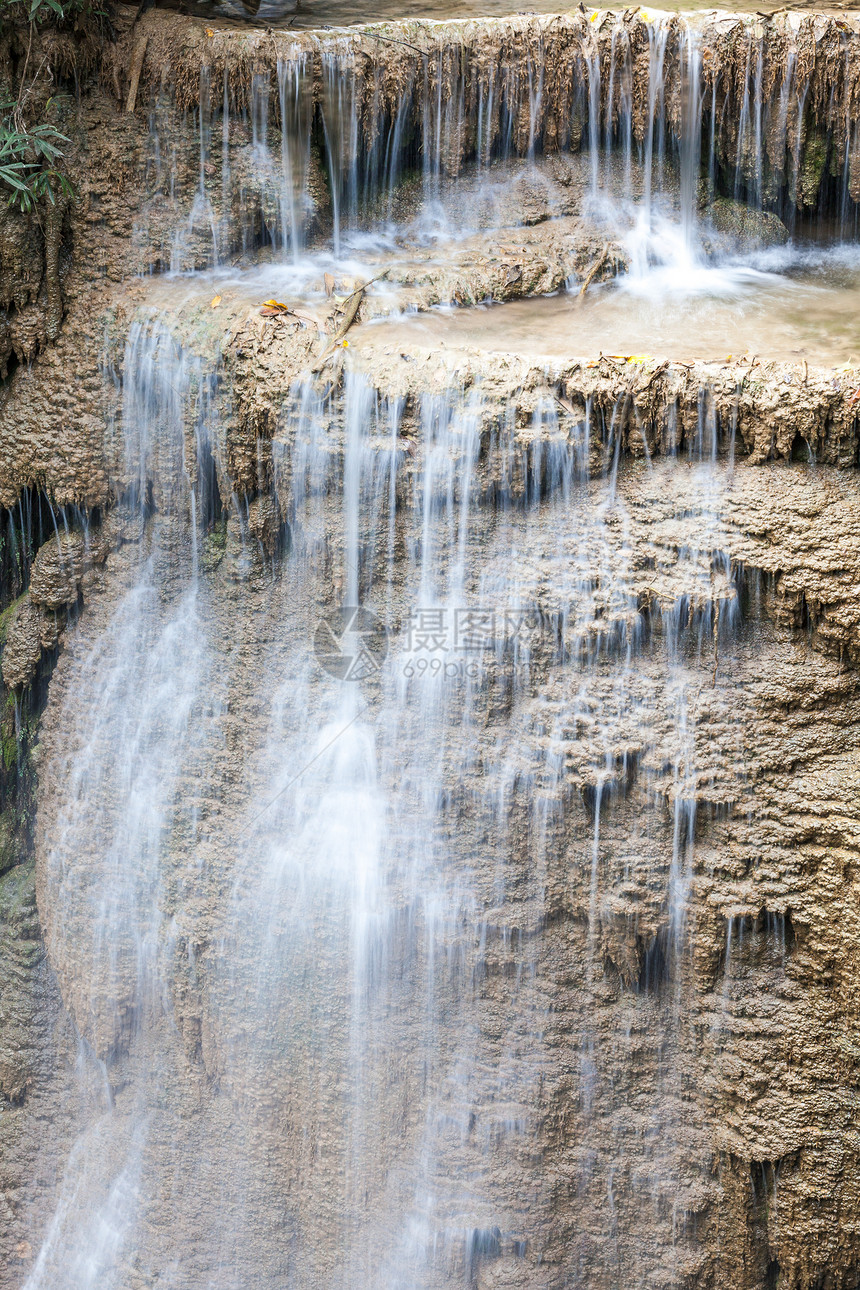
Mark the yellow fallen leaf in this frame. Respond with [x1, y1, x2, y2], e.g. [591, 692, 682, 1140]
[211, 295, 221, 309]
[206, 27, 215, 35]
[263, 299, 289, 310]
[590, 9, 599, 19]
[342, 339, 350, 348]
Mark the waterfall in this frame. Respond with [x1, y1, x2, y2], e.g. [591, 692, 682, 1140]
[25, 317, 764, 1284]
[132, 11, 860, 271]
[9, 7, 860, 1289]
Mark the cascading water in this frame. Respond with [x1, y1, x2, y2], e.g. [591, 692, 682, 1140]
[137, 9, 860, 269]
[11, 6, 860, 1290]
[24, 327, 766, 1286]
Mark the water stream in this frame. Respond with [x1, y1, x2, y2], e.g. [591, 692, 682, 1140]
[33, 346, 757, 1286]
[16, 5, 860, 1288]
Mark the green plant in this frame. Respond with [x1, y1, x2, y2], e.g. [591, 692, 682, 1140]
[0, 106, 72, 213]
[0, 0, 116, 214]
[0, 0, 104, 24]
[23, 0, 70, 17]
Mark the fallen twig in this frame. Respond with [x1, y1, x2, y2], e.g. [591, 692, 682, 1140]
[739, 355, 758, 394]
[317, 283, 366, 364]
[578, 244, 609, 297]
[644, 360, 670, 389]
[364, 32, 426, 55]
[337, 274, 383, 301]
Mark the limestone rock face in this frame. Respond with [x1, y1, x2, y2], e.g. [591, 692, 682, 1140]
[28, 531, 109, 611]
[0, 531, 109, 690]
[24, 399, 860, 1290]
[0, 6, 856, 511]
[0, 858, 81, 1281]
[1, 601, 50, 692]
[6, 9, 860, 1290]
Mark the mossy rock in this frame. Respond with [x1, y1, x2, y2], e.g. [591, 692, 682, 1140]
[794, 127, 829, 209]
[0, 846, 35, 918]
[706, 198, 789, 249]
[0, 592, 29, 650]
[0, 816, 16, 876]
[199, 519, 229, 572]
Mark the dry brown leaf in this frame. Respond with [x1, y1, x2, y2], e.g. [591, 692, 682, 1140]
[324, 273, 335, 298]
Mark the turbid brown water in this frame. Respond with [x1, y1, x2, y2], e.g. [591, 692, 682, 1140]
[151, 237, 860, 370]
[353, 246, 860, 365]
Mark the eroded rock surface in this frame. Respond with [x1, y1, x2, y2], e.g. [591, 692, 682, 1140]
[3, 7, 860, 1290]
[23, 437, 860, 1290]
[1, 530, 109, 691]
[0, 3, 854, 510]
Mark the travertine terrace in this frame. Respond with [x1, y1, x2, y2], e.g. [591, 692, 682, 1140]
[2, 4, 860, 1289]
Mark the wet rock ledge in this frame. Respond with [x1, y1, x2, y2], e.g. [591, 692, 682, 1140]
[0, 5, 860, 507]
[3, 8, 860, 1290]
